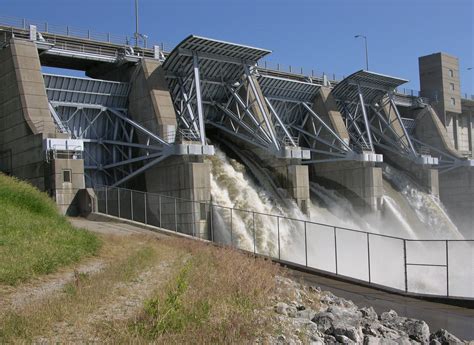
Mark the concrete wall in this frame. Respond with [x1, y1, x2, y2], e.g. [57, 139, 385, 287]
[311, 161, 383, 211]
[261, 154, 310, 213]
[128, 58, 177, 141]
[47, 157, 85, 215]
[414, 106, 462, 158]
[460, 99, 474, 157]
[418, 52, 472, 155]
[439, 168, 474, 236]
[142, 155, 211, 239]
[127, 59, 211, 238]
[0, 39, 57, 190]
[307, 87, 383, 211]
[312, 86, 350, 143]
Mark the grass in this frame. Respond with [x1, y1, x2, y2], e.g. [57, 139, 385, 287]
[0, 238, 161, 343]
[0, 199, 283, 343]
[108, 238, 281, 343]
[0, 173, 100, 285]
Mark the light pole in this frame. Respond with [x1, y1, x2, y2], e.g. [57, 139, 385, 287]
[134, 0, 139, 47]
[355, 35, 369, 71]
[133, 0, 148, 48]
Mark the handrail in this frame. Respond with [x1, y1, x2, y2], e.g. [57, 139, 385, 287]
[1, 15, 472, 101]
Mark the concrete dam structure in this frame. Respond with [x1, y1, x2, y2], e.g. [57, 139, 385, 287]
[0, 19, 473, 299]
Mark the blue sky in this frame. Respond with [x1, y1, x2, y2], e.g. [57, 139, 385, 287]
[3, 0, 473, 94]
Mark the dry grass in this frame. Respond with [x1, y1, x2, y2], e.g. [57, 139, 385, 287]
[0, 233, 178, 343]
[0, 231, 282, 343]
[101, 238, 281, 344]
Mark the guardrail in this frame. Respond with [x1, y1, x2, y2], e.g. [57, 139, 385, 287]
[2, 15, 472, 102]
[0, 15, 173, 51]
[94, 185, 474, 299]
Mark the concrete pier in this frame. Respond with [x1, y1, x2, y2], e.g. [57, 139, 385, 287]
[0, 39, 85, 213]
[308, 87, 383, 211]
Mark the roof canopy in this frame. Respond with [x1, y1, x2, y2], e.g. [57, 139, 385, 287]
[162, 35, 271, 104]
[331, 70, 408, 104]
[257, 74, 320, 103]
[162, 35, 271, 80]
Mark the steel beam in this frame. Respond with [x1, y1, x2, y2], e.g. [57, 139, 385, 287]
[193, 53, 206, 145]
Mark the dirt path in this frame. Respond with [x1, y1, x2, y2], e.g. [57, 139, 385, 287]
[0, 217, 162, 312]
[0, 217, 181, 343]
[36, 258, 176, 343]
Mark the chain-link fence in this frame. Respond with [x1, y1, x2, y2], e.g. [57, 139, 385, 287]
[94, 185, 474, 299]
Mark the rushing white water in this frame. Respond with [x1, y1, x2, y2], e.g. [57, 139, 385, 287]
[207, 147, 471, 296]
[382, 165, 463, 239]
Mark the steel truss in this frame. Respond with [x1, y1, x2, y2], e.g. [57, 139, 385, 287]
[162, 35, 309, 159]
[257, 74, 379, 164]
[44, 74, 212, 188]
[48, 101, 172, 187]
[332, 70, 437, 166]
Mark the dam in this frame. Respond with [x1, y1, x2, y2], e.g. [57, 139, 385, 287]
[0, 17, 473, 300]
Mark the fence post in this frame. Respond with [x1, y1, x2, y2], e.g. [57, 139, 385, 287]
[334, 227, 338, 274]
[144, 192, 147, 224]
[277, 216, 280, 260]
[159, 195, 162, 228]
[403, 239, 408, 292]
[304, 221, 308, 267]
[174, 198, 178, 232]
[367, 233, 371, 283]
[210, 204, 214, 242]
[117, 188, 121, 218]
[130, 190, 134, 221]
[230, 208, 233, 246]
[105, 185, 108, 214]
[192, 201, 196, 238]
[446, 240, 449, 297]
[253, 212, 256, 254]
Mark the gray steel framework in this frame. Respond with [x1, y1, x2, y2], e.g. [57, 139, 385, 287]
[43, 74, 211, 187]
[331, 70, 436, 165]
[162, 35, 308, 158]
[258, 74, 378, 163]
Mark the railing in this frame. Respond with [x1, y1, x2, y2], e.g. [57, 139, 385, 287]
[94, 185, 474, 299]
[47, 149, 83, 162]
[0, 15, 173, 51]
[257, 60, 346, 83]
[2, 15, 473, 102]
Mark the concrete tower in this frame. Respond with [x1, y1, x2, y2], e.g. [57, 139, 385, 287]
[419, 52, 472, 156]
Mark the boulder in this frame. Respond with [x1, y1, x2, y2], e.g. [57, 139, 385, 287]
[379, 310, 430, 343]
[429, 329, 463, 345]
[274, 302, 297, 317]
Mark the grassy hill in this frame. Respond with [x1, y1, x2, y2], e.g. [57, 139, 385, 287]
[0, 173, 100, 285]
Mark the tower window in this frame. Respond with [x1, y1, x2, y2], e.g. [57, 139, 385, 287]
[450, 83, 455, 91]
[449, 69, 454, 78]
[450, 98, 456, 107]
[63, 170, 72, 183]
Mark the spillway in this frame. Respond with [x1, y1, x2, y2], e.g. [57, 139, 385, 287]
[207, 146, 471, 296]
[209, 146, 462, 243]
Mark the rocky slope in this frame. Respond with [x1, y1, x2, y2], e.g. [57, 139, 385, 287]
[262, 276, 469, 344]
